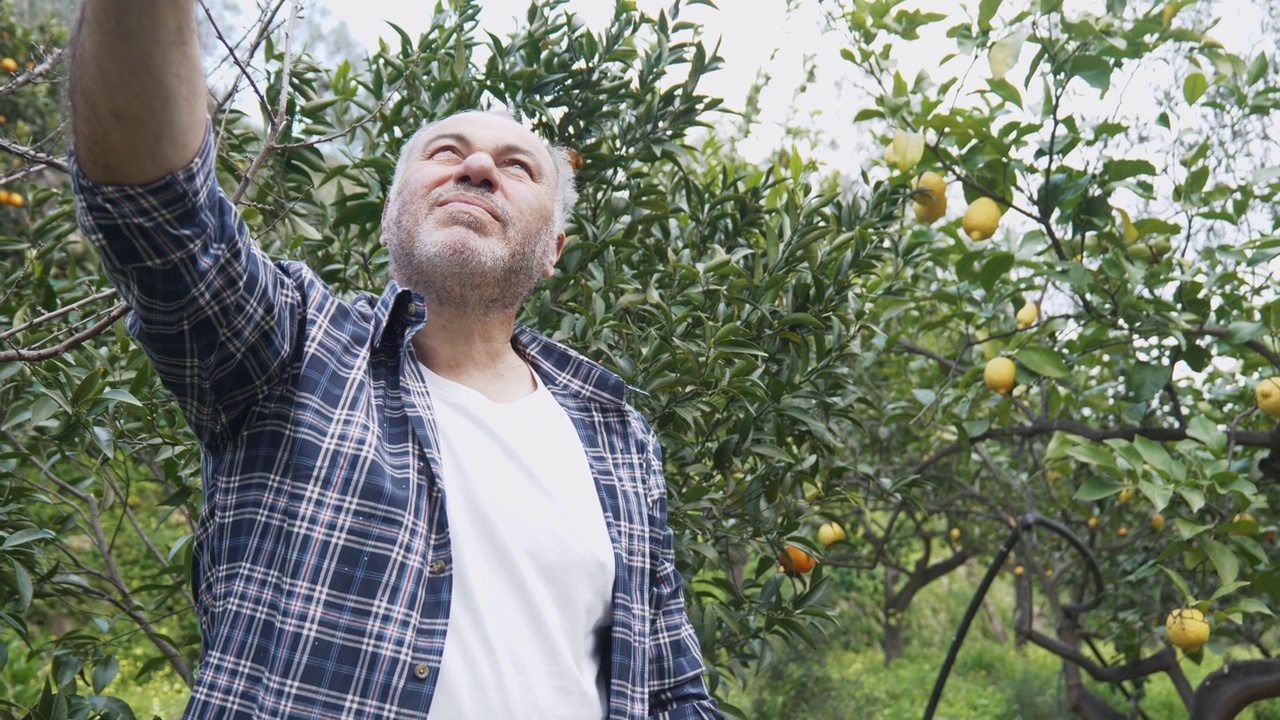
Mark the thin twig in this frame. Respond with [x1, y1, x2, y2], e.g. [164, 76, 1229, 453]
[0, 302, 129, 362]
[230, 0, 302, 205]
[0, 136, 68, 173]
[0, 47, 69, 98]
[0, 288, 118, 341]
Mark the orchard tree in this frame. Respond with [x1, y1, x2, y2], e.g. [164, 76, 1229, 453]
[0, 1, 904, 717]
[817, 0, 1280, 716]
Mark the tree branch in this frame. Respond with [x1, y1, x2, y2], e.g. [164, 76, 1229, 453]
[0, 302, 129, 362]
[0, 136, 68, 174]
[0, 47, 68, 98]
[1189, 658, 1280, 720]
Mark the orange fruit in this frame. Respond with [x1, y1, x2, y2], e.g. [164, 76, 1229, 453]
[7, 192, 22, 208]
[0, 58, 16, 73]
[778, 545, 817, 574]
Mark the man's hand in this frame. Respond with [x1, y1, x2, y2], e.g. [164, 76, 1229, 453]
[70, 0, 207, 185]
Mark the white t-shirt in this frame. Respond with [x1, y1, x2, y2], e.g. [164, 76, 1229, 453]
[421, 363, 616, 720]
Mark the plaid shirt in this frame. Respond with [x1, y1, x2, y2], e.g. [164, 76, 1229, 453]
[71, 132, 720, 720]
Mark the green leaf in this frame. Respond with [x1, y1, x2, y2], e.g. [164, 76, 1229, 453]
[1200, 538, 1239, 585]
[1129, 361, 1170, 401]
[1132, 435, 1173, 475]
[92, 654, 119, 695]
[1138, 480, 1173, 512]
[98, 388, 145, 407]
[1160, 565, 1193, 601]
[979, 253, 1016, 291]
[1066, 443, 1118, 471]
[1247, 52, 1268, 86]
[1070, 55, 1112, 92]
[1178, 487, 1206, 513]
[1015, 347, 1070, 378]
[1183, 71, 1208, 103]
[978, 0, 1003, 30]
[1225, 597, 1275, 616]
[1225, 321, 1266, 344]
[1102, 159, 1156, 183]
[1074, 475, 1125, 501]
[2, 528, 54, 550]
[1175, 518, 1214, 539]
[13, 561, 32, 612]
[1186, 416, 1226, 452]
[751, 443, 793, 462]
[912, 388, 937, 406]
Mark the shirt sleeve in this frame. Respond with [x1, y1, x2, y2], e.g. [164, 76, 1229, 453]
[637, 413, 724, 720]
[71, 129, 300, 448]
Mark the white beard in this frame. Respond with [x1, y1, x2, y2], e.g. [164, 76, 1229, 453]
[383, 186, 556, 318]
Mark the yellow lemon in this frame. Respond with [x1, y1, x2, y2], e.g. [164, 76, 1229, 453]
[1015, 301, 1038, 330]
[1166, 607, 1209, 652]
[962, 197, 1001, 241]
[818, 522, 846, 546]
[1151, 513, 1166, 532]
[949, 527, 961, 541]
[1118, 488, 1136, 503]
[983, 357, 1016, 394]
[1256, 378, 1280, 418]
[912, 171, 948, 224]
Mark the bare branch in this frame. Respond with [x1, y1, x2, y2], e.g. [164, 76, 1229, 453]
[230, 0, 302, 205]
[0, 47, 69, 98]
[0, 136, 68, 174]
[1187, 323, 1280, 369]
[0, 288, 119, 341]
[0, 302, 129, 362]
[894, 338, 964, 372]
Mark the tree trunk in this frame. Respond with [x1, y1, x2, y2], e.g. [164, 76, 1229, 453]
[1189, 658, 1280, 720]
[883, 618, 905, 666]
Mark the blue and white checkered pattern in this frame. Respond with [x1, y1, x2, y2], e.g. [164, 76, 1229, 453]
[71, 131, 721, 720]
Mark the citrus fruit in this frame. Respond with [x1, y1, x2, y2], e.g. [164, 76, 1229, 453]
[912, 171, 947, 224]
[817, 522, 845, 546]
[1151, 513, 1166, 532]
[0, 58, 17, 74]
[1256, 378, 1280, 418]
[1166, 607, 1209, 652]
[779, 545, 816, 574]
[983, 357, 1016, 394]
[1015, 301, 1037, 330]
[1118, 488, 1136, 503]
[949, 527, 961, 541]
[1230, 513, 1257, 536]
[962, 197, 1001, 241]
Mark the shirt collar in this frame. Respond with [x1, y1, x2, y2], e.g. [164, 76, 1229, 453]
[372, 281, 629, 406]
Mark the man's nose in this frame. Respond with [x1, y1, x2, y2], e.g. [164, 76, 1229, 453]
[453, 151, 498, 191]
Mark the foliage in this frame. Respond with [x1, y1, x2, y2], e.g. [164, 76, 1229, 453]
[0, 0, 900, 716]
[807, 0, 1280, 715]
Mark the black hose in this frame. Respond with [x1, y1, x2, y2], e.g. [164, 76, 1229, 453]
[922, 512, 1105, 720]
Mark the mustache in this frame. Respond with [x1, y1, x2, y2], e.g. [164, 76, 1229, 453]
[425, 184, 510, 221]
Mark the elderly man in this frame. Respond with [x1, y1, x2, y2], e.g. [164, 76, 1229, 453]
[68, 2, 721, 719]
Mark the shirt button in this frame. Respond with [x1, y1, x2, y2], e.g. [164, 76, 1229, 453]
[430, 560, 446, 574]
[414, 663, 430, 680]
[406, 303, 417, 317]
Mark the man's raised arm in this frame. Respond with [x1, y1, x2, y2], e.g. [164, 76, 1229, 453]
[71, 0, 207, 185]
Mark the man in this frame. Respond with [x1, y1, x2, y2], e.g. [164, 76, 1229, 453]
[68, 2, 722, 719]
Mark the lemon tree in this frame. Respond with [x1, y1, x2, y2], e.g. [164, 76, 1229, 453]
[820, 0, 1280, 715]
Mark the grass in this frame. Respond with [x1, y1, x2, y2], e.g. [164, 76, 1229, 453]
[722, 574, 1280, 719]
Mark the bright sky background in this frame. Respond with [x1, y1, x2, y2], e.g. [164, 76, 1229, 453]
[310, 0, 856, 165]
[303, 0, 1270, 178]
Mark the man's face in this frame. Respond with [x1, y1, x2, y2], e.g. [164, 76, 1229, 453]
[381, 112, 564, 317]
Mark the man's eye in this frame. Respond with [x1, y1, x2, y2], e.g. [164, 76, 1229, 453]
[507, 160, 531, 175]
[428, 147, 459, 158]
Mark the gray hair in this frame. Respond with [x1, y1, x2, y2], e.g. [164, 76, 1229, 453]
[390, 110, 579, 235]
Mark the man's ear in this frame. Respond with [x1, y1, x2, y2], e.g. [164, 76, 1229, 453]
[543, 231, 567, 278]
[379, 199, 391, 246]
